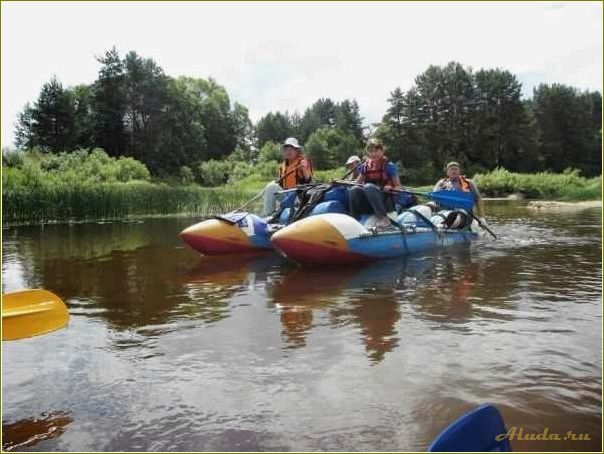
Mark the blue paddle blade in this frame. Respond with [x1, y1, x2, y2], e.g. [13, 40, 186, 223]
[427, 190, 475, 211]
[428, 404, 511, 452]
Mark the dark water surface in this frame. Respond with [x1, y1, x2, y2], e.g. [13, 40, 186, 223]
[2, 202, 601, 451]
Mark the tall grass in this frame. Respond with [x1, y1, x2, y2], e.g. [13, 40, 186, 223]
[4, 150, 600, 225]
[2, 149, 257, 225]
[473, 168, 602, 201]
[2, 181, 257, 225]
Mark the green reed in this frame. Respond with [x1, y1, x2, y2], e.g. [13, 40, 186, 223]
[2, 181, 258, 225]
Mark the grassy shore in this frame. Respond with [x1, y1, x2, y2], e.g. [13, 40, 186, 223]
[2, 181, 258, 225]
[2, 151, 600, 226]
[473, 168, 601, 201]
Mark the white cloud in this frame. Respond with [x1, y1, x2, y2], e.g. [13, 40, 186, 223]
[2, 1, 602, 148]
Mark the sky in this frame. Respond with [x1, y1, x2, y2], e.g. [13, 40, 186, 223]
[1, 1, 602, 148]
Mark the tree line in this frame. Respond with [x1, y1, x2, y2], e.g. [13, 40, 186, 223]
[13, 50, 602, 183]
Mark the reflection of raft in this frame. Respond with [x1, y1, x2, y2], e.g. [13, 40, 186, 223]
[271, 212, 478, 265]
[180, 186, 350, 255]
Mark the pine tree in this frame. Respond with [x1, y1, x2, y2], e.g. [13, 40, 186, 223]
[30, 76, 77, 152]
[93, 47, 126, 156]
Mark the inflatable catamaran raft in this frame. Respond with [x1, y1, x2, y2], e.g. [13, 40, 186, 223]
[180, 184, 481, 263]
[271, 210, 478, 265]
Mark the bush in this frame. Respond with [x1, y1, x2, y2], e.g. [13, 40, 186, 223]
[313, 168, 346, 182]
[179, 165, 195, 184]
[258, 141, 282, 163]
[197, 159, 233, 186]
[3, 148, 152, 184]
[399, 161, 440, 186]
[115, 157, 151, 182]
[2, 147, 24, 168]
[473, 168, 602, 200]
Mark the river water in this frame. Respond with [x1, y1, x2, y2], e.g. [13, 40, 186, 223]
[2, 202, 601, 452]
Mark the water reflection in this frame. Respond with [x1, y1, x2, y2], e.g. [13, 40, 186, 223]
[2, 411, 72, 451]
[1, 207, 601, 452]
[180, 254, 282, 325]
[269, 258, 432, 362]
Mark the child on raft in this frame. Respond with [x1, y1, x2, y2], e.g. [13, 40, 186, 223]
[349, 138, 402, 230]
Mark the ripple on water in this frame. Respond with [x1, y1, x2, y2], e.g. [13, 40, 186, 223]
[1, 211, 601, 452]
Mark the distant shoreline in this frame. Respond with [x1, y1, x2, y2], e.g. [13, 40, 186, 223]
[526, 200, 602, 210]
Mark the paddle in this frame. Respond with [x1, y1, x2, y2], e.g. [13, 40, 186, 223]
[402, 189, 475, 212]
[332, 180, 475, 211]
[338, 160, 365, 182]
[232, 164, 305, 214]
[287, 161, 367, 223]
[466, 212, 498, 239]
[332, 180, 498, 236]
[2, 289, 69, 341]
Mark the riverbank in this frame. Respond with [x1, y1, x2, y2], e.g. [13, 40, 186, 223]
[2, 151, 600, 225]
[474, 168, 601, 201]
[527, 200, 602, 211]
[1, 182, 257, 226]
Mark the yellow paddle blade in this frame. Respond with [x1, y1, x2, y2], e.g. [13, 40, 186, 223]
[2, 289, 69, 341]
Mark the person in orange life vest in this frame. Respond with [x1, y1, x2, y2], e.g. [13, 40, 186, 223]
[433, 161, 488, 226]
[262, 137, 313, 216]
[349, 138, 401, 229]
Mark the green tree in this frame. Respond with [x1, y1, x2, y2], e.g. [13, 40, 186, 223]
[122, 51, 170, 162]
[156, 76, 207, 174]
[72, 84, 96, 150]
[409, 62, 476, 169]
[305, 127, 361, 170]
[230, 102, 254, 157]
[93, 47, 126, 157]
[381, 87, 406, 163]
[197, 78, 238, 159]
[336, 99, 364, 145]
[15, 103, 35, 149]
[29, 76, 78, 152]
[298, 98, 338, 143]
[256, 112, 292, 148]
[258, 141, 282, 163]
[531, 84, 601, 176]
[472, 69, 533, 173]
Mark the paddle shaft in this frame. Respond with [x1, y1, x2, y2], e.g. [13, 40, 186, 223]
[234, 164, 303, 212]
[332, 180, 493, 232]
[340, 160, 365, 181]
[467, 212, 498, 239]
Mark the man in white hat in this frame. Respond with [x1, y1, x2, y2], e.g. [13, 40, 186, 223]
[345, 155, 362, 181]
[262, 137, 313, 216]
[433, 161, 487, 227]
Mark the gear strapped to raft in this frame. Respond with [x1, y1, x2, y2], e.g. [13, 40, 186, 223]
[406, 207, 440, 237]
[287, 183, 335, 224]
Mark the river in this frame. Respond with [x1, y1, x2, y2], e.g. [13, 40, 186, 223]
[2, 202, 601, 451]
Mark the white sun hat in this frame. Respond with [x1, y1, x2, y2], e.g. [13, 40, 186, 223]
[282, 137, 302, 149]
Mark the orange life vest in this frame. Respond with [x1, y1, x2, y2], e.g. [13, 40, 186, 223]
[364, 156, 396, 188]
[279, 155, 313, 189]
[440, 175, 472, 192]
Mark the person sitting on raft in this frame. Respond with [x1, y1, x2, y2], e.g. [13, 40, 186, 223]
[433, 161, 487, 227]
[345, 155, 362, 180]
[262, 137, 313, 216]
[349, 138, 402, 230]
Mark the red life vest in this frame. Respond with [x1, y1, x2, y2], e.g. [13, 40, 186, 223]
[279, 155, 313, 189]
[364, 156, 395, 188]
